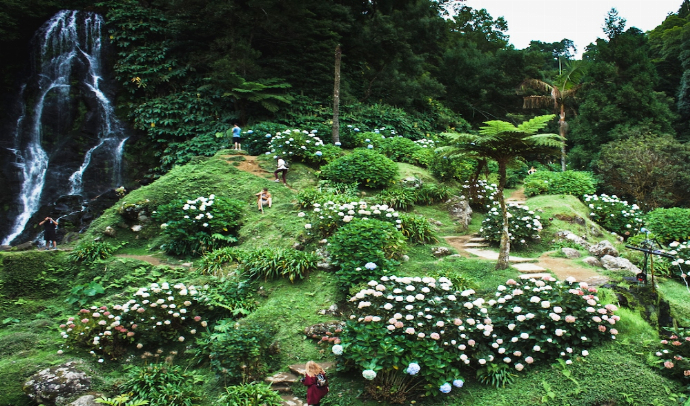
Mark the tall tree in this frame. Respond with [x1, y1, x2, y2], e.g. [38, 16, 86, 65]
[440, 115, 561, 269]
[519, 60, 585, 171]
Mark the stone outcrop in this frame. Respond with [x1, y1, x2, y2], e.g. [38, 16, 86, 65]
[588, 240, 619, 258]
[554, 230, 591, 249]
[600, 255, 640, 274]
[447, 196, 473, 230]
[582, 256, 602, 268]
[23, 362, 91, 405]
[561, 248, 581, 258]
[432, 246, 451, 257]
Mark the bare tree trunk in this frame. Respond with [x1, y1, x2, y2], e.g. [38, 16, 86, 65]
[496, 160, 510, 270]
[332, 45, 341, 144]
[559, 108, 567, 172]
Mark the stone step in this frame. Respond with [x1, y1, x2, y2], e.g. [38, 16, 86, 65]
[519, 273, 553, 279]
[468, 237, 486, 242]
[271, 384, 293, 393]
[512, 263, 547, 273]
[266, 371, 300, 385]
[463, 242, 490, 248]
[281, 394, 306, 406]
[464, 249, 537, 263]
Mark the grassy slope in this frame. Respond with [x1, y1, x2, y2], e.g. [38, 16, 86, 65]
[2, 157, 688, 405]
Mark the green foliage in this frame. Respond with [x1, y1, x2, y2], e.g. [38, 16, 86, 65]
[523, 171, 597, 197]
[197, 275, 257, 319]
[59, 305, 133, 359]
[65, 281, 106, 307]
[476, 363, 515, 388]
[198, 247, 245, 276]
[300, 201, 404, 239]
[399, 214, 438, 244]
[192, 319, 277, 383]
[296, 182, 359, 209]
[583, 194, 646, 237]
[646, 207, 690, 243]
[330, 219, 406, 277]
[377, 187, 417, 210]
[480, 203, 545, 247]
[0, 251, 72, 299]
[154, 194, 244, 256]
[652, 328, 690, 382]
[118, 363, 204, 406]
[320, 150, 398, 188]
[241, 248, 318, 282]
[218, 383, 283, 406]
[267, 128, 339, 165]
[95, 394, 149, 406]
[377, 136, 422, 163]
[414, 183, 452, 205]
[428, 154, 476, 182]
[69, 241, 117, 263]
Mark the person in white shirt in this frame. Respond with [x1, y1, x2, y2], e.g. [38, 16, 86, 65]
[274, 156, 288, 185]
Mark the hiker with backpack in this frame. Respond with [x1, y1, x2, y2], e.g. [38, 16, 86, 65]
[301, 361, 328, 406]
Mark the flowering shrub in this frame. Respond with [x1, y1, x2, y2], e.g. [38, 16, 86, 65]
[266, 128, 341, 164]
[337, 276, 491, 397]
[653, 328, 690, 382]
[59, 282, 210, 357]
[583, 194, 645, 237]
[154, 194, 244, 256]
[479, 203, 544, 247]
[667, 241, 690, 283]
[330, 220, 407, 291]
[487, 276, 619, 371]
[646, 207, 690, 244]
[462, 180, 499, 211]
[59, 305, 133, 359]
[298, 200, 402, 238]
[320, 149, 398, 188]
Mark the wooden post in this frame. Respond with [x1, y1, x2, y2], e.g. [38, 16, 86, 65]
[333, 44, 341, 145]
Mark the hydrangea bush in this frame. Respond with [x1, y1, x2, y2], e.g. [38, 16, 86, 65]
[479, 203, 544, 247]
[667, 241, 690, 282]
[337, 276, 491, 396]
[154, 195, 244, 256]
[266, 128, 341, 164]
[59, 282, 210, 358]
[298, 200, 401, 238]
[583, 194, 645, 237]
[486, 276, 619, 371]
[319, 149, 398, 188]
[653, 329, 690, 382]
[462, 180, 499, 211]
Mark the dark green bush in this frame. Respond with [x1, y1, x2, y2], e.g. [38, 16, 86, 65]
[523, 170, 597, 197]
[0, 251, 72, 298]
[378, 137, 420, 163]
[377, 187, 417, 210]
[646, 207, 690, 244]
[320, 149, 397, 188]
[69, 241, 117, 263]
[399, 214, 438, 244]
[428, 154, 476, 182]
[414, 183, 452, 205]
[198, 247, 245, 275]
[192, 320, 277, 383]
[241, 248, 318, 282]
[198, 276, 257, 319]
[330, 219, 406, 292]
[218, 383, 283, 406]
[118, 363, 203, 406]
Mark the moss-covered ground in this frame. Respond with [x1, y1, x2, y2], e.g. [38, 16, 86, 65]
[1, 153, 688, 406]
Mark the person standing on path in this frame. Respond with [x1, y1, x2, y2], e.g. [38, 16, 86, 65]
[39, 217, 58, 250]
[232, 123, 241, 151]
[274, 156, 288, 185]
[301, 361, 328, 406]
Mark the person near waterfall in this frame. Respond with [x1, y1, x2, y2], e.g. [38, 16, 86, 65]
[39, 217, 58, 250]
[232, 123, 242, 151]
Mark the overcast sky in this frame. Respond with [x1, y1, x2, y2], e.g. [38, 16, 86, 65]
[463, 0, 683, 57]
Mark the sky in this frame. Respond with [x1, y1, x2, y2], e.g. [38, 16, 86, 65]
[463, 0, 683, 57]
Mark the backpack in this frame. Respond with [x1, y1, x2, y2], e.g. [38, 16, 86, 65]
[316, 372, 327, 388]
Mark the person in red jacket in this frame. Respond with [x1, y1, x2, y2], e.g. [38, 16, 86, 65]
[301, 361, 328, 406]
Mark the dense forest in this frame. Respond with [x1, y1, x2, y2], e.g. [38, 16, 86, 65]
[1, 0, 689, 212]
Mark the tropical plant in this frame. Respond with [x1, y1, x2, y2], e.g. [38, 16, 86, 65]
[519, 60, 585, 171]
[118, 363, 204, 406]
[399, 214, 438, 244]
[218, 383, 283, 406]
[95, 395, 149, 406]
[65, 281, 106, 307]
[439, 115, 562, 269]
[241, 248, 318, 282]
[69, 241, 117, 263]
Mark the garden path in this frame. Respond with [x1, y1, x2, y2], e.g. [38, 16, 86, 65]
[266, 362, 335, 406]
[443, 188, 609, 285]
[222, 154, 298, 191]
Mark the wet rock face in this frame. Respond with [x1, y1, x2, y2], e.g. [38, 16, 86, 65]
[447, 196, 472, 230]
[23, 362, 91, 405]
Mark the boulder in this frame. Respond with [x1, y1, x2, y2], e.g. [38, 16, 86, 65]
[69, 395, 98, 406]
[582, 256, 602, 267]
[447, 196, 473, 230]
[303, 321, 345, 338]
[589, 240, 619, 258]
[432, 246, 451, 257]
[554, 230, 591, 249]
[23, 362, 91, 405]
[600, 255, 641, 274]
[130, 225, 142, 232]
[561, 248, 581, 259]
[318, 304, 340, 316]
[103, 226, 116, 237]
[401, 255, 410, 262]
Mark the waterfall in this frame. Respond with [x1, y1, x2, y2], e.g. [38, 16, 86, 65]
[2, 10, 127, 245]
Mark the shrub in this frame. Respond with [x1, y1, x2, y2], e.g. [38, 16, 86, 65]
[69, 241, 117, 263]
[414, 183, 452, 205]
[118, 363, 203, 406]
[583, 194, 645, 237]
[486, 276, 619, 370]
[198, 247, 245, 276]
[652, 328, 690, 381]
[154, 194, 244, 256]
[378, 136, 420, 163]
[58, 305, 134, 359]
[524, 171, 597, 197]
[377, 187, 417, 210]
[668, 241, 690, 279]
[646, 208, 690, 244]
[296, 182, 358, 209]
[399, 213, 438, 244]
[479, 203, 544, 247]
[428, 154, 476, 182]
[192, 319, 277, 383]
[337, 276, 489, 398]
[241, 248, 318, 282]
[320, 149, 397, 188]
[218, 383, 283, 406]
[299, 200, 403, 239]
[197, 275, 258, 319]
[462, 180, 499, 211]
[266, 128, 336, 164]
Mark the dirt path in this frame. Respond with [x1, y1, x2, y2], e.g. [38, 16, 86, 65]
[220, 154, 270, 177]
[535, 252, 608, 285]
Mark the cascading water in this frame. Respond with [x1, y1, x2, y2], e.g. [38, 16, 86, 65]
[1, 10, 127, 245]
